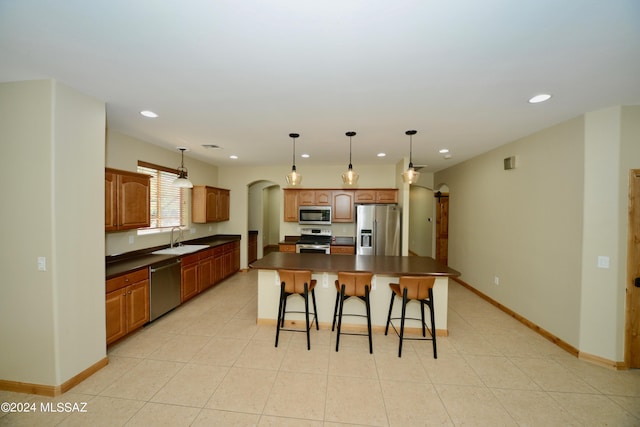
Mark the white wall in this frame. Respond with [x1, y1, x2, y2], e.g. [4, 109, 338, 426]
[0, 80, 105, 387]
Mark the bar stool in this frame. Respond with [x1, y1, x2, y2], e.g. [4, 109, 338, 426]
[385, 276, 437, 358]
[275, 269, 318, 350]
[332, 271, 374, 353]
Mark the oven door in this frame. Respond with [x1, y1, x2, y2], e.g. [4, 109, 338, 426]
[296, 244, 330, 254]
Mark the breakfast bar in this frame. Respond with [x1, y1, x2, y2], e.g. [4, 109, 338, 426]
[250, 252, 460, 335]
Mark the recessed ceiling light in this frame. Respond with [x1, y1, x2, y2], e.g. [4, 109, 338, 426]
[301, 153, 310, 158]
[140, 110, 158, 118]
[377, 153, 386, 157]
[528, 94, 552, 104]
[229, 155, 238, 159]
[439, 148, 449, 154]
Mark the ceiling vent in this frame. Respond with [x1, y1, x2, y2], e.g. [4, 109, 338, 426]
[202, 144, 221, 149]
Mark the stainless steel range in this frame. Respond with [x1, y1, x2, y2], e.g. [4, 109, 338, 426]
[296, 228, 331, 254]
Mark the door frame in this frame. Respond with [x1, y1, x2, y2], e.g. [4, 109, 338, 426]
[625, 169, 640, 368]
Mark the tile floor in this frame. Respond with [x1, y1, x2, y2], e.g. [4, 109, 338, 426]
[2, 269, 640, 426]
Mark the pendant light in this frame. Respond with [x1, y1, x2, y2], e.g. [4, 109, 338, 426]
[402, 130, 420, 184]
[341, 131, 359, 186]
[173, 147, 194, 188]
[285, 133, 302, 186]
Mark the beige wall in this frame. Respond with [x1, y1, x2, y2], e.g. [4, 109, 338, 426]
[436, 107, 640, 361]
[436, 117, 585, 348]
[105, 131, 220, 255]
[0, 80, 105, 386]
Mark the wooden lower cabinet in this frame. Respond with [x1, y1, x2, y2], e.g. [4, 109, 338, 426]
[106, 268, 150, 345]
[181, 241, 240, 303]
[181, 253, 199, 303]
[330, 245, 355, 255]
[279, 243, 296, 253]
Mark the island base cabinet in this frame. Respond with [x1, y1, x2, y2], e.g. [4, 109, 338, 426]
[106, 269, 150, 345]
[256, 270, 450, 335]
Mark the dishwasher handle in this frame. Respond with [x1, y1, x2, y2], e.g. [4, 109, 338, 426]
[150, 259, 181, 273]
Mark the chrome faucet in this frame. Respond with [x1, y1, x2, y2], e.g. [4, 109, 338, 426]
[170, 226, 183, 248]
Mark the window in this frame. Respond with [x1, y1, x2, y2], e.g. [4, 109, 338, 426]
[137, 161, 186, 230]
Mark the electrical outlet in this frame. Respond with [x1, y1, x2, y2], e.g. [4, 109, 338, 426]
[190, 228, 196, 234]
[494, 276, 500, 285]
[128, 235, 134, 244]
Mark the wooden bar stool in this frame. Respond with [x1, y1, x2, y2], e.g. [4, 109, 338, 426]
[275, 269, 318, 350]
[332, 271, 374, 353]
[385, 276, 437, 358]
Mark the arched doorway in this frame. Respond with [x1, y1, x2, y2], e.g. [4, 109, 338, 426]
[247, 180, 280, 260]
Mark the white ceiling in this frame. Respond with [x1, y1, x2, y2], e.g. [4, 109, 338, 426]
[1, 1, 639, 173]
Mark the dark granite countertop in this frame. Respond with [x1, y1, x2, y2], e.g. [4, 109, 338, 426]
[249, 252, 460, 277]
[106, 234, 241, 279]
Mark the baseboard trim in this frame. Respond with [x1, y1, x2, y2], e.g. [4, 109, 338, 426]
[451, 277, 623, 369]
[0, 357, 109, 397]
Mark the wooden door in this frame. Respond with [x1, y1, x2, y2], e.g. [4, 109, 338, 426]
[105, 172, 117, 231]
[435, 192, 449, 266]
[205, 188, 218, 222]
[105, 288, 127, 344]
[181, 259, 199, 302]
[118, 174, 150, 229]
[127, 280, 150, 332]
[332, 191, 354, 222]
[283, 190, 299, 222]
[626, 170, 640, 368]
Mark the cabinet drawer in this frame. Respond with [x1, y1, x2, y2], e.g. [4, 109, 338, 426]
[330, 246, 355, 255]
[106, 268, 149, 293]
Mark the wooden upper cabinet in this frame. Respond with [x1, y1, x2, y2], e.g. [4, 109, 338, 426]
[332, 191, 354, 222]
[298, 190, 331, 206]
[283, 189, 299, 222]
[354, 189, 398, 204]
[105, 168, 151, 232]
[192, 186, 230, 223]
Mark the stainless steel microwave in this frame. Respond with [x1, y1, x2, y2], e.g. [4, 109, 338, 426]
[298, 206, 332, 225]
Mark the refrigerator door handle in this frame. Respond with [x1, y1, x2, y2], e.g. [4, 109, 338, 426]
[373, 219, 377, 254]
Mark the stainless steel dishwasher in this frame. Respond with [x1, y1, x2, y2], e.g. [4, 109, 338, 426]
[149, 258, 181, 321]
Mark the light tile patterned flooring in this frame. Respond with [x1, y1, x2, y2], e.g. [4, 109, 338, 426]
[2, 269, 640, 426]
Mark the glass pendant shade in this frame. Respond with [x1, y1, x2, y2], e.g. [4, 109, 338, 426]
[173, 148, 193, 188]
[342, 166, 359, 186]
[342, 131, 359, 186]
[286, 166, 302, 186]
[402, 166, 420, 184]
[285, 133, 302, 186]
[402, 130, 420, 185]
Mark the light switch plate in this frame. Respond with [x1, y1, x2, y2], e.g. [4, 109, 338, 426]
[37, 256, 46, 271]
[597, 256, 610, 269]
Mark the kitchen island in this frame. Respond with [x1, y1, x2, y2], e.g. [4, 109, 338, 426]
[250, 252, 460, 336]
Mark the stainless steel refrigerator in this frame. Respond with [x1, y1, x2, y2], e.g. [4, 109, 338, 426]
[356, 204, 401, 255]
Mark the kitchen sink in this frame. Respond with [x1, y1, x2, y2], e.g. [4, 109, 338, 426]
[151, 244, 210, 255]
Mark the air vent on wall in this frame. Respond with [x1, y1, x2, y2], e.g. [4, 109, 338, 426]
[504, 156, 517, 170]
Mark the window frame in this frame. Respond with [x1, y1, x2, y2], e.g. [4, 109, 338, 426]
[137, 161, 187, 234]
